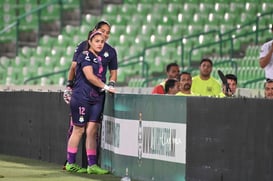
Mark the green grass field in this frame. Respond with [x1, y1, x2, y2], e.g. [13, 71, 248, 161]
[0, 154, 123, 181]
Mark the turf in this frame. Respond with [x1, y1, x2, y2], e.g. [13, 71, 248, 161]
[0, 154, 123, 181]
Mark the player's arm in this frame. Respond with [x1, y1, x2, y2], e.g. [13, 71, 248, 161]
[63, 61, 77, 104]
[108, 69, 117, 87]
[260, 42, 273, 68]
[67, 61, 77, 82]
[83, 66, 115, 93]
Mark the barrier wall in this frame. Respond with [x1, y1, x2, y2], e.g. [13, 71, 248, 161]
[186, 97, 273, 181]
[100, 94, 187, 181]
[0, 91, 273, 181]
[0, 92, 85, 166]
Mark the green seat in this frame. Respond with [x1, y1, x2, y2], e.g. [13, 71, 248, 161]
[111, 24, 126, 38]
[119, 4, 136, 16]
[63, 0, 79, 10]
[41, 4, 60, 22]
[123, 0, 138, 4]
[155, 24, 172, 37]
[166, 3, 183, 16]
[119, 34, 134, 48]
[82, 14, 100, 26]
[104, 4, 118, 14]
[59, 55, 72, 69]
[0, 28, 17, 43]
[19, 0, 38, 15]
[39, 35, 55, 48]
[0, 57, 11, 70]
[124, 24, 139, 37]
[244, 2, 258, 15]
[199, 2, 214, 15]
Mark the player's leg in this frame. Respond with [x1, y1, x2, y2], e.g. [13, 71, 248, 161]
[85, 101, 109, 174]
[65, 98, 88, 173]
[96, 93, 105, 165]
[66, 125, 86, 173]
[63, 115, 74, 170]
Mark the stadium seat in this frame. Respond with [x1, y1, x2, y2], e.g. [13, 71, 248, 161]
[125, 24, 139, 37]
[40, 4, 60, 22]
[39, 35, 55, 48]
[123, 0, 138, 4]
[62, 0, 79, 11]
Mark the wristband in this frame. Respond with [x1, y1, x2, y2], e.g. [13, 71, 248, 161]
[66, 80, 74, 88]
[103, 84, 110, 91]
[108, 80, 115, 87]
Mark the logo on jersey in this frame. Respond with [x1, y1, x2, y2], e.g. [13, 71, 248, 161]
[79, 116, 84, 123]
[93, 58, 98, 63]
[104, 51, 109, 58]
[84, 52, 91, 61]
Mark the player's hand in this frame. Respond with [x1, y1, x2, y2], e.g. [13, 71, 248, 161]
[100, 81, 116, 92]
[103, 84, 116, 94]
[108, 87, 116, 94]
[63, 86, 72, 104]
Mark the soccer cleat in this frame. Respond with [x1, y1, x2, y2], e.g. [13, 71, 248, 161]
[65, 163, 87, 173]
[87, 164, 109, 174]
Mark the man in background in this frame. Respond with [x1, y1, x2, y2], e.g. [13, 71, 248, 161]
[259, 25, 273, 80]
[220, 74, 238, 97]
[176, 72, 194, 96]
[191, 58, 221, 97]
[264, 79, 273, 99]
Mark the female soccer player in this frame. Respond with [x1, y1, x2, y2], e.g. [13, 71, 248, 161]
[65, 31, 115, 174]
[63, 21, 118, 170]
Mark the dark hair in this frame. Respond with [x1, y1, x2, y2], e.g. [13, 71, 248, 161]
[264, 79, 273, 88]
[93, 20, 111, 31]
[166, 62, 179, 72]
[225, 74, 237, 84]
[179, 71, 191, 81]
[86, 30, 103, 50]
[180, 71, 191, 76]
[200, 58, 213, 66]
[165, 78, 178, 93]
[87, 21, 111, 40]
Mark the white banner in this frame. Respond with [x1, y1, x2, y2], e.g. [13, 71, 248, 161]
[101, 115, 186, 164]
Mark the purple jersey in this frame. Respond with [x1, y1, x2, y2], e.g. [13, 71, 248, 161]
[72, 51, 106, 104]
[73, 41, 118, 77]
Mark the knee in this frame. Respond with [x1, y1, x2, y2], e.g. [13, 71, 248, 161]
[86, 126, 97, 138]
[73, 126, 85, 136]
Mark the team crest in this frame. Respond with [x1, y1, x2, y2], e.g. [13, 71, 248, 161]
[104, 51, 109, 58]
[79, 116, 84, 123]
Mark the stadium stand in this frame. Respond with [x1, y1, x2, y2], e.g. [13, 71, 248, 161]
[0, 0, 272, 90]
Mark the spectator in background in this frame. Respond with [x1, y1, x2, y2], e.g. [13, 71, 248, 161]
[264, 79, 273, 99]
[164, 78, 179, 95]
[259, 25, 273, 80]
[151, 62, 180, 94]
[191, 58, 221, 97]
[176, 72, 195, 96]
[220, 74, 238, 97]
